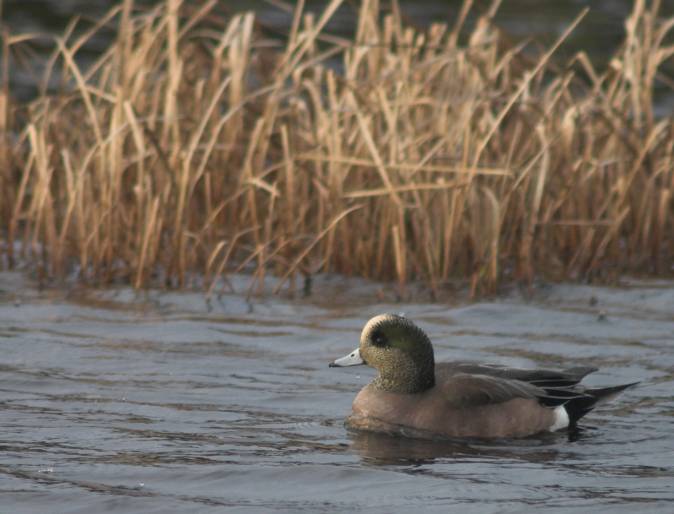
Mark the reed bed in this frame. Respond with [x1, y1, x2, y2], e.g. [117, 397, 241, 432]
[1, 0, 673, 297]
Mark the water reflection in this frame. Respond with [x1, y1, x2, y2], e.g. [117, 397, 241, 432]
[348, 429, 571, 466]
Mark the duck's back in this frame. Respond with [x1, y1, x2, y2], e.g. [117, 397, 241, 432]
[435, 361, 597, 387]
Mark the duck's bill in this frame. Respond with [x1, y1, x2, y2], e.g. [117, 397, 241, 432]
[329, 348, 364, 367]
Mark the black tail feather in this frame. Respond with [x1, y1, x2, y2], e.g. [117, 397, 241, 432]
[564, 382, 639, 426]
[537, 387, 589, 408]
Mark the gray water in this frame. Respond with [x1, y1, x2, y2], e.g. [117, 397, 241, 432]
[0, 271, 672, 513]
[4, 0, 674, 107]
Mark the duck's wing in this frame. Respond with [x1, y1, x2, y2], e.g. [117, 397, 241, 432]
[436, 362, 597, 388]
[439, 373, 587, 409]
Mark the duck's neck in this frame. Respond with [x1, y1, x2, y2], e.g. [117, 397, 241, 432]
[373, 354, 435, 394]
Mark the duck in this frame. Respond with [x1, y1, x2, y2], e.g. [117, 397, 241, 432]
[329, 313, 637, 439]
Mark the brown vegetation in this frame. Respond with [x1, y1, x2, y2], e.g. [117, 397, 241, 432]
[1, 0, 673, 297]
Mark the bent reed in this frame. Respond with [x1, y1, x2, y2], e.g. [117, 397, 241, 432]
[1, 0, 673, 297]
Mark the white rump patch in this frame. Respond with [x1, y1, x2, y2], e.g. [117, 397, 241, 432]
[549, 405, 570, 431]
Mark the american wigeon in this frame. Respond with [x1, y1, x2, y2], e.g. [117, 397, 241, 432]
[330, 314, 637, 439]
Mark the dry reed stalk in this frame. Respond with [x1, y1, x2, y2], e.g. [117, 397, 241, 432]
[0, 0, 673, 296]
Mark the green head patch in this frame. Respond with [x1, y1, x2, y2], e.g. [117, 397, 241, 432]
[359, 314, 435, 393]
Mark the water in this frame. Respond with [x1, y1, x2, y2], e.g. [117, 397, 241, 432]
[0, 271, 672, 513]
[3, 0, 674, 106]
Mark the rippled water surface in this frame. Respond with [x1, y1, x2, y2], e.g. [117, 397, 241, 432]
[0, 272, 672, 513]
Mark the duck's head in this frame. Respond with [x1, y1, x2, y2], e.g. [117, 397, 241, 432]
[330, 314, 435, 394]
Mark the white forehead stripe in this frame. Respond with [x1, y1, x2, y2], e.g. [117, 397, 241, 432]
[362, 314, 403, 337]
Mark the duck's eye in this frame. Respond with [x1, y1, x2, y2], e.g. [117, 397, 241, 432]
[371, 330, 388, 347]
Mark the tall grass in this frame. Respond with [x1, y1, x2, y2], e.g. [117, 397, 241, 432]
[1, 0, 673, 297]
